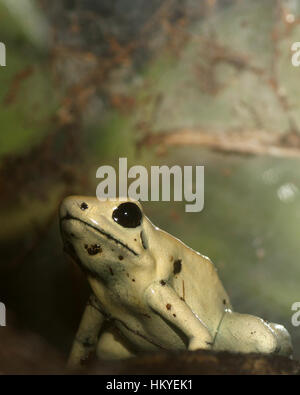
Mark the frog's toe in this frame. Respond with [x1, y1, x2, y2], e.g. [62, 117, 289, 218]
[269, 322, 293, 357]
[253, 321, 293, 357]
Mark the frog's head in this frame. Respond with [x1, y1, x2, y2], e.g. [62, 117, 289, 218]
[59, 196, 159, 279]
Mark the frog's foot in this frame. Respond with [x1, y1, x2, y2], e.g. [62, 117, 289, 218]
[96, 324, 136, 360]
[268, 322, 293, 358]
[213, 311, 292, 357]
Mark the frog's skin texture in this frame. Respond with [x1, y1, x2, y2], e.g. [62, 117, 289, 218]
[59, 196, 293, 366]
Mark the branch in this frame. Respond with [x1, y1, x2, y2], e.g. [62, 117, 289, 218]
[140, 128, 300, 158]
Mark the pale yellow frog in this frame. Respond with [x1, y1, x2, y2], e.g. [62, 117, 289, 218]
[59, 196, 292, 366]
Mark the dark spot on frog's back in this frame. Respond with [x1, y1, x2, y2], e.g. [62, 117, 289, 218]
[173, 259, 182, 275]
[166, 304, 171, 310]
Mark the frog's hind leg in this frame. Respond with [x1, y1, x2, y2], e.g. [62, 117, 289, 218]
[96, 323, 136, 360]
[213, 311, 292, 356]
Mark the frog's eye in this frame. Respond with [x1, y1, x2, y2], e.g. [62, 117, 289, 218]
[112, 202, 142, 228]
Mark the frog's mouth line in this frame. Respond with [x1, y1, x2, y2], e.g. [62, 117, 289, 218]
[60, 213, 139, 256]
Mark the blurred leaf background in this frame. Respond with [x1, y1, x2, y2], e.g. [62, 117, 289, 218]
[0, 0, 300, 371]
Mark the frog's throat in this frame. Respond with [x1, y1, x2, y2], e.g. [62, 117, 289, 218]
[60, 213, 139, 256]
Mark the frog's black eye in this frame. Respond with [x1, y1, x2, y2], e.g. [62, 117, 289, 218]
[80, 202, 88, 210]
[112, 202, 142, 228]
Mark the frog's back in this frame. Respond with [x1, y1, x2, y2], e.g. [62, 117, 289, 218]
[154, 229, 231, 335]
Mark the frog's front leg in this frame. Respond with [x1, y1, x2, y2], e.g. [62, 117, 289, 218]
[68, 294, 105, 368]
[145, 281, 213, 350]
[96, 323, 136, 360]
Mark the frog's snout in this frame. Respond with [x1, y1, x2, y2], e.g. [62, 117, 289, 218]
[60, 196, 74, 219]
[59, 197, 69, 220]
[59, 196, 87, 240]
[59, 195, 90, 220]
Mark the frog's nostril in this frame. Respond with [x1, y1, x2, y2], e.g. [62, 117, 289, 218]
[80, 202, 88, 210]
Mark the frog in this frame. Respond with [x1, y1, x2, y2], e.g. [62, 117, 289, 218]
[59, 195, 293, 366]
